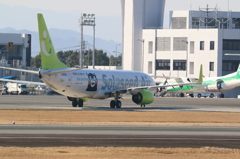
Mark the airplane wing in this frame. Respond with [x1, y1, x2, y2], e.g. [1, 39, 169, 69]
[152, 64, 203, 84]
[0, 78, 46, 86]
[126, 83, 191, 94]
[106, 82, 192, 96]
[152, 75, 199, 83]
[0, 66, 39, 75]
[0, 66, 83, 76]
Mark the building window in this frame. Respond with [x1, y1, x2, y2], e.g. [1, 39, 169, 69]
[223, 40, 240, 50]
[192, 17, 200, 29]
[173, 60, 186, 70]
[205, 18, 217, 28]
[190, 62, 194, 74]
[222, 60, 239, 71]
[233, 18, 240, 29]
[200, 41, 204, 50]
[210, 41, 214, 50]
[156, 60, 170, 70]
[148, 61, 152, 74]
[217, 18, 228, 29]
[148, 41, 153, 53]
[190, 41, 194, 53]
[209, 62, 214, 71]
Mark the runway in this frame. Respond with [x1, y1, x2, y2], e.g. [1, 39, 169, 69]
[1, 125, 240, 148]
[1, 95, 240, 112]
[0, 95, 240, 148]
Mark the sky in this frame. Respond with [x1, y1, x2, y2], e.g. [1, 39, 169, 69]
[0, 0, 240, 42]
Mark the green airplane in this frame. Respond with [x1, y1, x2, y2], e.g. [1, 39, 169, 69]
[159, 64, 240, 98]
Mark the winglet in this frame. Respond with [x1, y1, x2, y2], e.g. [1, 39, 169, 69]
[37, 14, 68, 69]
[197, 64, 203, 84]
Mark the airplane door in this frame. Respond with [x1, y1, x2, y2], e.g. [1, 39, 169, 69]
[67, 73, 72, 87]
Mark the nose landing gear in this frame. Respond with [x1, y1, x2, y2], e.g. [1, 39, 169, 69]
[110, 91, 122, 108]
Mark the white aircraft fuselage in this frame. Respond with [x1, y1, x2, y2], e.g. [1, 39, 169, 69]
[41, 69, 155, 99]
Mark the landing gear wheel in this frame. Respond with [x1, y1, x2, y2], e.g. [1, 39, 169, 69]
[72, 99, 78, 107]
[197, 93, 201, 98]
[116, 100, 122, 108]
[180, 93, 185, 97]
[110, 100, 116, 108]
[220, 93, 224, 98]
[140, 104, 145, 107]
[209, 93, 214, 98]
[78, 99, 83, 107]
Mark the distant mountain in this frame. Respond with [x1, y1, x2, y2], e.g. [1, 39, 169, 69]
[0, 28, 122, 57]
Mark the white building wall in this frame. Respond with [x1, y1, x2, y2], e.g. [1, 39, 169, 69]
[0, 33, 26, 45]
[121, 0, 165, 71]
[142, 10, 240, 97]
[143, 29, 220, 78]
[142, 30, 156, 75]
[121, 0, 134, 71]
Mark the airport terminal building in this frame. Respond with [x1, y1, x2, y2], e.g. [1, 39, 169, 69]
[121, 1, 240, 97]
[142, 10, 240, 97]
[143, 10, 240, 78]
[0, 33, 38, 81]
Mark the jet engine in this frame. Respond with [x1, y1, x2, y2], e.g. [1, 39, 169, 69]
[132, 90, 154, 105]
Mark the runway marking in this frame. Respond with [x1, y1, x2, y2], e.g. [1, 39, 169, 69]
[1, 137, 240, 141]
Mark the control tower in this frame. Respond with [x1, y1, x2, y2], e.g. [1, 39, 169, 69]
[121, 0, 165, 71]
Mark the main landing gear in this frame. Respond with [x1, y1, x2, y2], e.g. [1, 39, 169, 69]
[219, 93, 225, 98]
[110, 100, 122, 108]
[110, 91, 122, 108]
[69, 97, 83, 107]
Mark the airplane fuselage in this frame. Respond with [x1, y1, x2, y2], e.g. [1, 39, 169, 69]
[40, 69, 156, 99]
[167, 76, 240, 93]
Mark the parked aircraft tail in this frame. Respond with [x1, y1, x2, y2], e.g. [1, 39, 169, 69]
[234, 64, 240, 79]
[197, 64, 203, 84]
[37, 13, 68, 70]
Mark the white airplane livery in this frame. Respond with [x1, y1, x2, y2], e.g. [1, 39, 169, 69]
[0, 14, 186, 108]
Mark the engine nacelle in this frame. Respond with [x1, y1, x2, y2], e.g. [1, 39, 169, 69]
[132, 90, 154, 105]
[67, 96, 89, 102]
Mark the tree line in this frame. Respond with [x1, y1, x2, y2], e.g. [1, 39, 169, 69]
[31, 49, 122, 68]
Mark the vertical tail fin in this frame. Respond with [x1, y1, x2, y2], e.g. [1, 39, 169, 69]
[37, 14, 68, 69]
[197, 64, 203, 84]
[234, 63, 240, 79]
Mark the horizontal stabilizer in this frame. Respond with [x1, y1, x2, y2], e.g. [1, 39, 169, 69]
[0, 66, 39, 75]
[0, 79, 46, 86]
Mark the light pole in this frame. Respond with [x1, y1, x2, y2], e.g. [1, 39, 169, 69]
[180, 40, 188, 77]
[137, 39, 145, 72]
[115, 44, 121, 67]
[79, 13, 96, 68]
